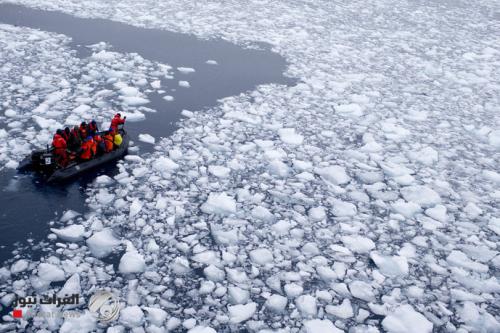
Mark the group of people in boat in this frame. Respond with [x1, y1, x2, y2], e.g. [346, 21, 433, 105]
[51, 113, 126, 167]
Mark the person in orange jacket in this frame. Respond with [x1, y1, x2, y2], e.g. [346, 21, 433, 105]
[103, 130, 114, 153]
[52, 129, 68, 167]
[110, 113, 126, 133]
[79, 136, 94, 161]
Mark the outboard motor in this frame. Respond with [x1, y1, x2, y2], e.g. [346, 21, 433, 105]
[39, 151, 56, 174]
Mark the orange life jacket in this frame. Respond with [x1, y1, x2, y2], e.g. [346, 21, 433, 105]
[80, 140, 94, 160]
[103, 134, 114, 152]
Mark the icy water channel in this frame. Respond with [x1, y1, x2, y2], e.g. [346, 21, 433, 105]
[0, 3, 294, 264]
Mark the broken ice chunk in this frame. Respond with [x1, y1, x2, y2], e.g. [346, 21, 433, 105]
[50, 225, 85, 242]
[228, 302, 257, 323]
[370, 252, 409, 277]
[382, 304, 433, 333]
[201, 192, 237, 216]
[138, 133, 155, 144]
[303, 319, 342, 333]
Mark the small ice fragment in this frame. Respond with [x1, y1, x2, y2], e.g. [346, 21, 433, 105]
[304, 319, 343, 333]
[95, 175, 114, 185]
[177, 67, 196, 73]
[129, 199, 143, 218]
[249, 248, 273, 265]
[349, 281, 376, 302]
[121, 96, 150, 106]
[86, 228, 120, 258]
[382, 304, 433, 333]
[38, 263, 65, 282]
[370, 252, 409, 276]
[11, 259, 29, 274]
[206, 60, 218, 65]
[91, 50, 116, 61]
[201, 192, 236, 215]
[153, 157, 179, 173]
[208, 165, 231, 178]
[150, 80, 161, 89]
[295, 295, 317, 317]
[325, 299, 353, 319]
[315, 165, 350, 185]
[60, 210, 80, 222]
[228, 302, 257, 323]
[50, 225, 85, 242]
[400, 185, 441, 207]
[143, 307, 167, 326]
[119, 305, 144, 328]
[265, 294, 287, 313]
[309, 206, 326, 221]
[278, 128, 304, 145]
[138, 134, 155, 144]
[119, 243, 146, 274]
[22, 75, 35, 86]
[179, 81, 190, 88]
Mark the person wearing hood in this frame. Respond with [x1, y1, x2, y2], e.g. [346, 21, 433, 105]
[52, 129, 68, 167]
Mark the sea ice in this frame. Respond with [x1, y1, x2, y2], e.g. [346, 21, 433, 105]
[278, 128, 304, 145]
[249, 248, 274, 265]
[177, 67, 195, 73]
[86, 228, 121, 258]
[400, 185, 441, 207]
[138, 133, 155, 144]
[370, 252, 409, 276]
[119, 242, 146, 274]
[119, 305, 144, 327]
[201, 192, 237, 215]
[295, 295, 317, 317]
[37, 263, 65, 282]
[382, 304, 432, 333]
[265, 294, 287, 313]
[50, 225, 85, 242]
[315, 165, 350, 185]
[303, 319, 343, 333]
[228, 302, 257, 323]
[341, 235, 375, 253]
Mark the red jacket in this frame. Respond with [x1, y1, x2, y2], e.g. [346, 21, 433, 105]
[52, 134, 67, 153]
[110, 115, 125, 131]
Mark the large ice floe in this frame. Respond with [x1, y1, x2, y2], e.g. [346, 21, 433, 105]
[1, 0, 500, 332]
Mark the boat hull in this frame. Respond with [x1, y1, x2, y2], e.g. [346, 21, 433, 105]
[18, 132, 129, 183]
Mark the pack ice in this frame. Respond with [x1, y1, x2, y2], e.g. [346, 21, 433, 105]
[1, 0, 499, 332]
